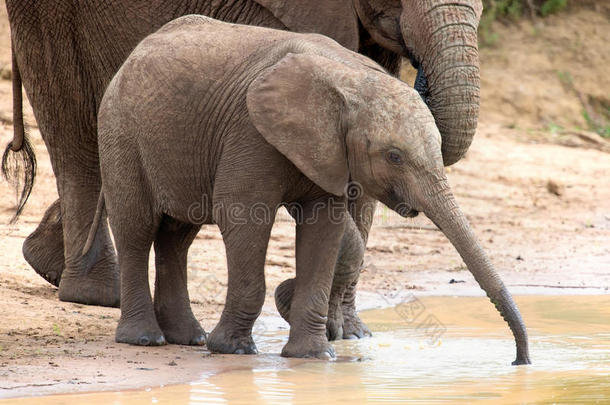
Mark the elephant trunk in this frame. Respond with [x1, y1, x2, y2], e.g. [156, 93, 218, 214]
[418, 173, 531, 365]
[402, 0, 481, 166]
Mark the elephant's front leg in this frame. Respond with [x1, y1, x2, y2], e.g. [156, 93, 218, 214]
[206, 218, 275, 355]
[281, 196, 347, 359]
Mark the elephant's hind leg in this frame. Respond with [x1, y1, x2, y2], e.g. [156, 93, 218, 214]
[23, 198, 118, 304]
[114, 244, 165, 346]
[153, 217, 206, 346]
[20, 58, 120, 307]
[58, 213, 120, 308]
[108, 197, 164, 346]
[114, 239, 165, 346]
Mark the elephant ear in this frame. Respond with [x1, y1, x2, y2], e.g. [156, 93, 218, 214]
[246, 53, 357, 197]
[253, 0, 359, 51]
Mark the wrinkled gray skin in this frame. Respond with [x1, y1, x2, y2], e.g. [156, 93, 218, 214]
[93, 16, 529, 364]
[5, 0, 482, 341]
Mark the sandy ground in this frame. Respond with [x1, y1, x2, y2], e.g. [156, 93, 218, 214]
[0, 3, 609, 399]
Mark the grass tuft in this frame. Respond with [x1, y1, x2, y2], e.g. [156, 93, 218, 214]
[480, 0, 569, 46]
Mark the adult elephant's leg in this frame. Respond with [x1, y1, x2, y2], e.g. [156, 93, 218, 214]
[29, 91, 119, 307]
[22, 199, 64, 287]
[10, 20, 121, 305]
[57, 166, 120, 307]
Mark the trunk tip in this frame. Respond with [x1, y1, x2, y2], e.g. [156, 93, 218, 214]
[512, 355, 532, 366]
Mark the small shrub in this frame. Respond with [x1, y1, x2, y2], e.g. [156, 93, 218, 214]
[540, 0, 568, 16]
[547, 122, 563, 135]
[583, 111, 610, 138]
[557, 70, 574, 88]
[480, 0, 569, 46]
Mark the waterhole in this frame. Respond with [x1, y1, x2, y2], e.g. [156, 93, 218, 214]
[5, 295, 609, 404]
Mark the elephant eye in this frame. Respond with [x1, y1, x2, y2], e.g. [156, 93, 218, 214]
[386, 149, 404, 166]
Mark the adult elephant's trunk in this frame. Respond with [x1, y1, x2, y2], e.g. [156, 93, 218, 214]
[418, 174, 530, 365]
[401, 0, 481, 166]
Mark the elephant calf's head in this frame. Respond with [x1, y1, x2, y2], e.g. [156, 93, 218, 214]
[246, 52, 442, 216]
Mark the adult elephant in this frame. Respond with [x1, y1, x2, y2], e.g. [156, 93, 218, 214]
[3, 0, 483, 339]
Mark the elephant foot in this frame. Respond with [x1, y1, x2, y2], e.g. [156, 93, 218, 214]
[161, 324, 206, 346]
[58, 253, 120, 307]
[206, 322, 258, 354]
[341, 303, 372, 339]
[116, 316, 166, 346]
[156, 310, 207, 346]
[22, 199, 64, 287]
[275, 278, 369, 341]
[281, 336, 335, 360]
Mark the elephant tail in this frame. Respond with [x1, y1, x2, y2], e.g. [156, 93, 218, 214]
[2, 41, 36, 223]
[82, 193, 105, 257]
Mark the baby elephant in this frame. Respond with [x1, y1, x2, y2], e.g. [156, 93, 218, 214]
[89, 15, 529, 363]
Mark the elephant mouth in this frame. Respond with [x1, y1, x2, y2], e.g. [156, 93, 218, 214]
[385, 187, 419, 218]
[396, 203, 419, 218]
[405, 54, 430, 105]
[413, 66, 430, 105]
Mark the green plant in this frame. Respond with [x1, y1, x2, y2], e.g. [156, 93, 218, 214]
[557, 70, 574, 87]
[547, 122, 563, 135]
[480, 0, 525, 46]
[541, 0, 568, 16]
[583, 111, 610, 138]
[480, 0, 570, 46]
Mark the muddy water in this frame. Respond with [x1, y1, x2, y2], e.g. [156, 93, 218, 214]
[6, 295, 610, 404]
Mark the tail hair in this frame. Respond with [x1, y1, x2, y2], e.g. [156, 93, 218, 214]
[2, 131, 36, 223]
